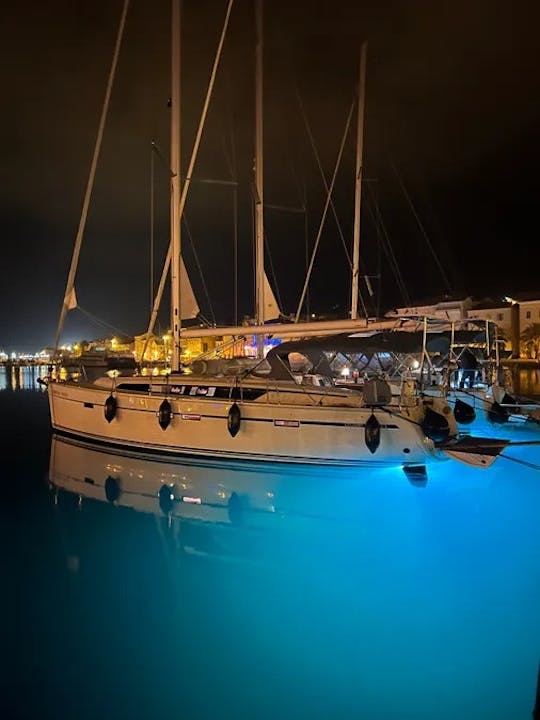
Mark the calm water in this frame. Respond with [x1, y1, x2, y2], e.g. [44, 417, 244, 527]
[3, 367, 540, 719]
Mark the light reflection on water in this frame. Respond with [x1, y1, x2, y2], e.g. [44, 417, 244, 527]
[519, 368, 540, 397]
[0, 363, 48, 391]
[3, 387, 540, 719]
[3, 363, 540, 398]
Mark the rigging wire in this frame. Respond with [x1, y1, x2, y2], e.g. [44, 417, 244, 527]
[303, 180, 310, 319]
[219, 65, 239, 326]
[365, 197, 409, 308]
[75, 305, 131, 340]
[54, 0, 130, 355]
[150, 141, 155, 315]
[374, 182, 382, 317]
[182, 213, 216, 326]
[151, 140, 173, 176]
[143, 0, 235, 359]
[233, 183, 239, 325]
[251, 187, 256, 318]
[295, 86, 369, 320]
[219, 133, 239, 326]
[268, 78, 313, 317]
[294, 95, 356, 323]
[295, 87, 353, 269]
[152, 138, 222, 326]
[499, 453, 540, 472]
[232, 183, 239, 325]
[390, 158, 453, 294]
[365, 182, 411, 308]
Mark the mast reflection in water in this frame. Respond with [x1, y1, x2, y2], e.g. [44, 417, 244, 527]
[4, 387, 540, 719]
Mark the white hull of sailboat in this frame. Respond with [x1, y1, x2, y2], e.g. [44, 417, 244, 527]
[48, 379, 439, 468]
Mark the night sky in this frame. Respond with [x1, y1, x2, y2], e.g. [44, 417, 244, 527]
[1, 0, 539, 351]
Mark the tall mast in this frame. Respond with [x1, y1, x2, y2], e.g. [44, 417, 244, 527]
[141, 0, 233, 364]
[254, 0, 264, 355]
[170, 0, 182, 371]
[350, 41, 367, 320]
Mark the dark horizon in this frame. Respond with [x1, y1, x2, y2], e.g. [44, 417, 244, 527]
[1, 0, 539, 352]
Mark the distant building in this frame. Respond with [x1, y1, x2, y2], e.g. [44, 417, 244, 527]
[389, 292, 540, 336]
[133, 332, 248, 364]
[86, 335, 133, 354]
[467, 293, 540, 335]
[386, 292, 540, 361]
[182, 336, 224, 361]
[133, 334, 165, 363]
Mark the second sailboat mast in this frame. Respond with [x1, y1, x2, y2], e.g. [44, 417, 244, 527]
[170, 0, 182, 371]
[350, 41, 367, 321]
[254, 0, 265, 356]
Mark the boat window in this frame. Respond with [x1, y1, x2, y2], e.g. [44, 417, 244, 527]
[136, 383, 267, 401]
[232, 387, 267, 400]
[116, 383, 150, 393]
[209, 386, 267, 401]
[318, 376, 333, 387]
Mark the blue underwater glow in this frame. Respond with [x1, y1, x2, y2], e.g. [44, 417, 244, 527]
[2, 370, 540, 719]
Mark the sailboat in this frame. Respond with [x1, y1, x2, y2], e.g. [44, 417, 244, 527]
[398, 318, 540, 429]
[47, 0, 509, 481]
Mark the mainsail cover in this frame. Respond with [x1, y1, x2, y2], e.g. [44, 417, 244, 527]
[63, 287, 78, 311]
[263, 273, 280, 321]
[180, 258, 199, 319]
[179, 262, 277, 322]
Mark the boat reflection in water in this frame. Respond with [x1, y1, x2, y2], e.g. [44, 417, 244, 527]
[47, 434, 540, 719]
[48, 433, 394, 567]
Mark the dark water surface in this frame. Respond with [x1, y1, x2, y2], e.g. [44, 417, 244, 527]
[2, 370, 540, 719]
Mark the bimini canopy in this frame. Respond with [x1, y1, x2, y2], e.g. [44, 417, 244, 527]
[265, 329, 493, 379]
